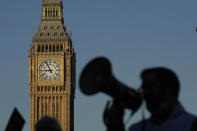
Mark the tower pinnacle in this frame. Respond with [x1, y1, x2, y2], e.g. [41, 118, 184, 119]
[32, 0, 71, 44]
[41, 0, 63, 22]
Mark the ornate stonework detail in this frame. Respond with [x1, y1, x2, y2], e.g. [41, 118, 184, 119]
[32, 0, 67, 42]
[33, 21, 68, 41]
[29, 0, 76, 131]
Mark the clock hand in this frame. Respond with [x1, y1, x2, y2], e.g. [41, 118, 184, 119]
[45, 61, 52, 73]
[39, 70, 53, 72]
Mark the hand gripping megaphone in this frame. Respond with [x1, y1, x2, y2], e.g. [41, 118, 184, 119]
[79, 57, 142, 111]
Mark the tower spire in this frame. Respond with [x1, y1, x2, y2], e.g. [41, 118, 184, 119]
[32, 0, 71, 43]
[41, 0, 63, 22]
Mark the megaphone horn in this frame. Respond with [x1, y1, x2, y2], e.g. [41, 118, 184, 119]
[79, 57, 142, 111]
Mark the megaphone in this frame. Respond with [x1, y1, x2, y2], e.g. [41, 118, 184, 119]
[79, 57, 142, 111]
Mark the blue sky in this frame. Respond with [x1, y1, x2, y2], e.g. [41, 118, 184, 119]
[0, 0, 197, 130]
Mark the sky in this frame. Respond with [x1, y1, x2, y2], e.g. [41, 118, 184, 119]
[0, 0, 197, 130]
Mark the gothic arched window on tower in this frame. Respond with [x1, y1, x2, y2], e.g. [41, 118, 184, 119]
[45, 97, 47, 114]
[67, 48, 70, 52]
[53, 98, 55, 117]
[56, 10, 58, 17]
[50, 10, 52, 17]
[48, 97, 51, 114]
[45, 45, 48, 52]
[57, 26, 60, 30]
[37, 45, 40, 52]
[56, 44, 59, 52]
[54, 32, 57, 36]
[60, 32, 64, 36]
[53, 10, 55, 18]
[41, 45, 44, 52]
[56, 98, 59, 120]
[60, 97, 62, 120]
[37, 97, 39, 120]
[53, 44, 55, 52]
[60, 44, 63, 51]
[41, 97, 43, 117]
[48, 10, 50, 17]
[45, 10, 47, 18]
[49, 45, 52, 52]
[44, 26, 47, 30]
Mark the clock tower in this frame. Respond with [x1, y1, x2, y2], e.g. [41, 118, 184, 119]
[28, 0, 76, 131]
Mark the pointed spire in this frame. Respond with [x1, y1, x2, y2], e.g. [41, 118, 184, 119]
[32, 0, 70, 42]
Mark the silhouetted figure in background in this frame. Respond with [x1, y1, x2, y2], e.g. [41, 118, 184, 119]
[104, 67, 197, 131]
[35, 116, 62, 131]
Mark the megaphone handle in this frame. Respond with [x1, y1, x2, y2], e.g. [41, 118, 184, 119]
[103, 99, 125, 131]
[103, 100, 111, 125]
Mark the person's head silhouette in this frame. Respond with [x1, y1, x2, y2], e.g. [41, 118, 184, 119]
[35, 116, 62, 131]
[141, 67, 180, 122]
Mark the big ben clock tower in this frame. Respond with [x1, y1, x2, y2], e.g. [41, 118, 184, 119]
[28, 0, 76, 131]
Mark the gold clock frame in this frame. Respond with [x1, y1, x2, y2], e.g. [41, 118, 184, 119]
[37, 57, 64, 85]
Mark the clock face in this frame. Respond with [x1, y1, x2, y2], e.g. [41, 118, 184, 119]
[39, 60, 61, 81]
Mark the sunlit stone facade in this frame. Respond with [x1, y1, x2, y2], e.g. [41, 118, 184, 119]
[29, 0, 75, 130]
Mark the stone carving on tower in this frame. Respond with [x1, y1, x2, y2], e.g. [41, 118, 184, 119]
[28, 0, 76, 130]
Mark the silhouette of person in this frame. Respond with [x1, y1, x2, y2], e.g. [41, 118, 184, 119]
[104, 67, 197, 131]
[35, 116, 62, 131]
[129, 67, 197, 131]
